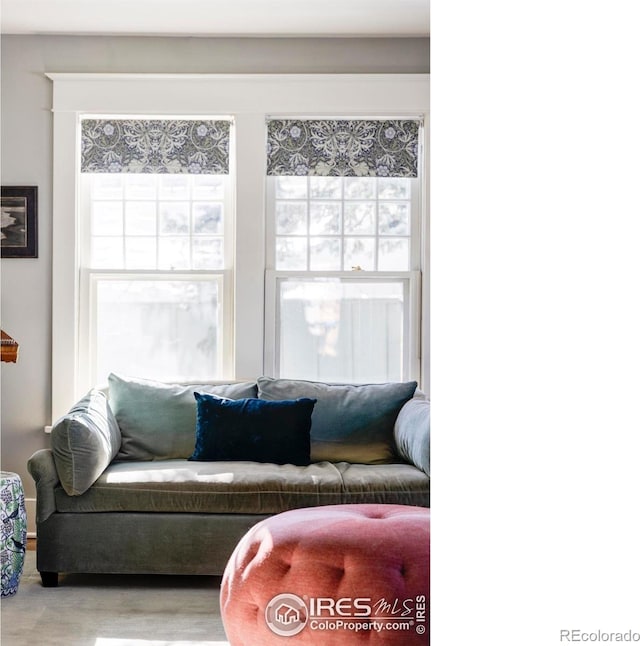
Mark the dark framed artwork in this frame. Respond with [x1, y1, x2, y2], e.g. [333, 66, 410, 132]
[1, 186, 38, 258]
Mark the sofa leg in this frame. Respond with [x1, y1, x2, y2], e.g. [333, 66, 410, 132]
[40, 571, 59, 587]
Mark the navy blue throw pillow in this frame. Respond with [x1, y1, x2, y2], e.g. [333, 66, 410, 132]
[189, 394, 317, 466]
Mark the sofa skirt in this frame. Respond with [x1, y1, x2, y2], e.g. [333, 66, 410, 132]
[36, 512, 270, 577]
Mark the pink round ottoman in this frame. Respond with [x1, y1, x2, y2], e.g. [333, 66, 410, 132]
[221, 504, 430, 645]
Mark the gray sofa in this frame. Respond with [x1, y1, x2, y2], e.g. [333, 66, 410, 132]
[28, 374, 430, 587]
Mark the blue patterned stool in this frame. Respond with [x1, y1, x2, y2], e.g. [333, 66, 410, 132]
[1, 471, 27, 597]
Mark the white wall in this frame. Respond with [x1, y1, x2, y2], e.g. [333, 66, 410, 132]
[0, 35, 429, 531]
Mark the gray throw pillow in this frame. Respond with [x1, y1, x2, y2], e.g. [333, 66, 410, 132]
[51, 389, 121, 496]
[394, 396, 430, 476]
[109, 373, 258, 460]
[257, 377, 417, 464]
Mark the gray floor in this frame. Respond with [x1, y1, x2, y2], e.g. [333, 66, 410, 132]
[1, 551, 230, 646]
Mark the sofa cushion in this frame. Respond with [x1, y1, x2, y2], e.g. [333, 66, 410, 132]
[51, 389, 121, 496]
[257, 377, 417, 464]
[394, 396, 430, 476]
[190, 394, 316, 466]
[53, 459, 430, 514]
[109, 374, 258, 461]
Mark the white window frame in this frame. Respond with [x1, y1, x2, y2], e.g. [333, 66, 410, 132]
[264, 173, 423, 381]
[48, 73, 429, 420]
[77, 167, 235, 389]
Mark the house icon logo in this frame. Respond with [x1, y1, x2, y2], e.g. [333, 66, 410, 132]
[276, 603, 300, 625]
[265, 593, 308, 636]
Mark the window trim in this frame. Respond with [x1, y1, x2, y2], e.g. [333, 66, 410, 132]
[48, 73, 429, 420]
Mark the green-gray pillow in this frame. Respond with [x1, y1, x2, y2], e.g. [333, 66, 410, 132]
[51, 389, 121, 496]
[109, 374, 258, 460]
[394, 395, 430, 476]
[257, 377, 417, 464]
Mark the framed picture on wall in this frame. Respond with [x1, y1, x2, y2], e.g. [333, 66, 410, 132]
[1, 186, 38, 258]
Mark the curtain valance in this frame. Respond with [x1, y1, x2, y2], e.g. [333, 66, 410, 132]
[266, 119, 420, 178]
[81, 119, 230, 174]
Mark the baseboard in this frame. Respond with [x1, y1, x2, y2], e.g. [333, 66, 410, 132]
[25, 497, 37, 536]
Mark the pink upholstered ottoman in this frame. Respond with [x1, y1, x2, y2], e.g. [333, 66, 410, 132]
[221, 504, 430, 645]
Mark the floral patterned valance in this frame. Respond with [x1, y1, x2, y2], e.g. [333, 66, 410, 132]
[81, 119, 230, 174]
[266, 119, 420, 177]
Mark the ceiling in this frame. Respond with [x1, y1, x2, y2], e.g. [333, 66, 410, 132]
[0, 0, 430, 37]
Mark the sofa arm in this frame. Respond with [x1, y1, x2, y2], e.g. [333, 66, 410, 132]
[394, 397, 430, 477]
[50, 389, 121, 496]
[27, 449, 60, 523]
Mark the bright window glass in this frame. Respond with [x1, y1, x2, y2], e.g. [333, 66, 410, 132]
[82, 172, 230, 384]
[277, 278, 406, 383]
[93, 278, 222, 384]
[267, 170, 420, 383]
[88, 174, 226, 271]
[274, 176, 412, 271]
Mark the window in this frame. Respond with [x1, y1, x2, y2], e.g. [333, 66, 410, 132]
[265, 119, 422, 383]
[49, 74, 428, 418]
[77, 118, 233, 388]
